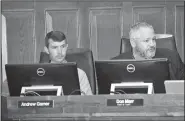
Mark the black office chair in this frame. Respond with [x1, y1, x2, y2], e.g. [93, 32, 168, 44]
[120, 34, 177, 54]
[119, 34, 184, 68]
[40, 48, 97, 94]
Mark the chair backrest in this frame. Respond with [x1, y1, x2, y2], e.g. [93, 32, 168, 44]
[120, 34, 177, 54]
[39, 48, 97, 94]
[120, 38, 132, 54]
[155, 34, 177, 51]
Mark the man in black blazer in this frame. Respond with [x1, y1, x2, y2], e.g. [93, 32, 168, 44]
[112, 22, 184, 80]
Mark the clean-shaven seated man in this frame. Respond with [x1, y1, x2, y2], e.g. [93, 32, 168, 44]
[44, 31, 93, 95]
[112, 22, 184, 80]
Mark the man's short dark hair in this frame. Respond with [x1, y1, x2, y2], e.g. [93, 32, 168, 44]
[45, 31, 67, 48]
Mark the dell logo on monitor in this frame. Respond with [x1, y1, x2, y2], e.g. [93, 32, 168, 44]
[37, 68, 45, 76]
[127, 64, 135, 73]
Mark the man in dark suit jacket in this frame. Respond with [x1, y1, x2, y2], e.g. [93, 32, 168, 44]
[112, 22, 184, 80]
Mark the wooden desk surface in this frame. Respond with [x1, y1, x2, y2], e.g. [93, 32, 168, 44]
[2, 94, 184, 121]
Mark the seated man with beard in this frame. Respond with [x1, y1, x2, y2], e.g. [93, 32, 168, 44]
[112, 22, 184, 80]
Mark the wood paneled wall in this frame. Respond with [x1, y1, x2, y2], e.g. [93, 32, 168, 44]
[3, 10, 35, 64]
[0, 0, 2, 117]
[1, 1, 184, 63]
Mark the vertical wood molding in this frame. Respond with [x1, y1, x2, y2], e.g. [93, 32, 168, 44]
[34, 2, 45, 62]
[175, 5, 184, 62]
[0, 1, 2, 119]
[76, 9, 80, 48]
[122, 2, 132, 38]
[33, 9, 36, 63]
[165, 1, 178, 35]
[95, 16, 98, 59]
[45, 11, 53, 34]
[1, 14, 7, 82]
[89, 11, 92, 50]
[89, 11, 98, 60]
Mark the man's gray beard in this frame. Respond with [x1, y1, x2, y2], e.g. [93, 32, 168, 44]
[135, 47, 146, 58]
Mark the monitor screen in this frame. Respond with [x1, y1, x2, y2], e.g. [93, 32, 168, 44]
[95, 58, 170, 94]
[114, 87, 148, 94]
[5, 63, 81, 96]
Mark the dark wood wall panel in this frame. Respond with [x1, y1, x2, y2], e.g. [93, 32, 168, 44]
[165, 2, 176, 35]
[175, 5, 184, 62]
[122, 2, 132, 38]
[133, 6, 166, 34]
[2, 1, 34, 10]
[2, 10, 35, 64]
[45, 9, 79, 49]
[34, 2, 80, 62]
[89, 8, 122, 59]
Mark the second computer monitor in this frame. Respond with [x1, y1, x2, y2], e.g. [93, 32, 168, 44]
[95, 58, 170, 94]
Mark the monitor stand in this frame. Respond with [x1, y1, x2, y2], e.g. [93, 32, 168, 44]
[110, 82, 153, 95]
[20, 85, 63, 96]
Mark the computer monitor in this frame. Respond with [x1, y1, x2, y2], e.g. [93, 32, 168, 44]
[5, 63, 81, 96]
[95, 58, 170, 94]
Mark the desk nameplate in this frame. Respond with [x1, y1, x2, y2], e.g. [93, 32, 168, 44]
[107, 99, 143, 106]
[18, 100, 54, 108]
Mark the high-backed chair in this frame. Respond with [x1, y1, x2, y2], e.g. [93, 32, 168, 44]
[120, 38, 132, 54]
[120, 34, 177, 54]
[39, 48, 97, 94]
